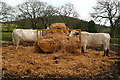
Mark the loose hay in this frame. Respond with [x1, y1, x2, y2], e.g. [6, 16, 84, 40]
[46, 23, 69, 35]
[49, 23, 67, 29]
[34, 23, 80, 53]
[34, 33, 81, 53]
[2, 46, 119, 79]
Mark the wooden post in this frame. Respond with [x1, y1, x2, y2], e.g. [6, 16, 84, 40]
[79, 29, 81, 44]
[36, 30, 38, 41]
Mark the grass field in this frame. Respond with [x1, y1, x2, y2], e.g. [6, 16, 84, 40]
[0, 32, 12, 42]
[110, 43, 120, 47]
[111, 37, 120, 39]
[1, 32, 120, 47]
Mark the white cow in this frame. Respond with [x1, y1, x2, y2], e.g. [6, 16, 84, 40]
[12, 29, 46, 49]
[69, 31, 110, 56]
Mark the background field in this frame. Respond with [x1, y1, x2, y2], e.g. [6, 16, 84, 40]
[1, 32, 12, 42]
[1, 31, 120, 47]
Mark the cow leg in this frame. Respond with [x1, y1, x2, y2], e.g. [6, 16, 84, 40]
[106, 49, 109, 56]
[103, 49, 108, 56]
[81, 45, 86, 53]
[13, 37, 16, 46]
[13, 40, 17, 49]
[13, 41, 16, 46]
[82, 47, 85, 53]
[15, 40, 20, 49]
[104, 50, 106, 56]
[104, 49, 109, 56]
[103, 44, 109, 56]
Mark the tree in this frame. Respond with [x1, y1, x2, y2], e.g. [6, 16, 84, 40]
[91, 0, 119, 27]
[0, 1, 16, 22]
[87, 20, 97, 33]
[17, 0, 47, 29]
[110, 16, 120, 36]
[2, 24, 19, 32]
[17, 0, 59, 29]
[114, 16, 120, 27]
[40, 5, 58, 28]
[57, 3, 79, 23]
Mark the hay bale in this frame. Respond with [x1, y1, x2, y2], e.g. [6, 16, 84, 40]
[46, 23, 69, 35]
[34, 23, 81, 53]
[34, 33, 81, 53]
[49, 23, 67, 29]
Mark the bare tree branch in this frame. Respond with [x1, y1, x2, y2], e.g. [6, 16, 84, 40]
[0, 1, 17, 22]
[91, 0, 119, 27]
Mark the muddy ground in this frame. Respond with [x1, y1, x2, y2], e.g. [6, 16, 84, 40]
[1, 45, 120, 80]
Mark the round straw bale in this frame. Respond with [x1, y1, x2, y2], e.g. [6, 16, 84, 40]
[49, 23, 67, 29]
[46, 23, 69, 35]
[34, 33, 81, 53]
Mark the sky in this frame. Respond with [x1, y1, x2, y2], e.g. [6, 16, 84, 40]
[1, 0, 99, 24]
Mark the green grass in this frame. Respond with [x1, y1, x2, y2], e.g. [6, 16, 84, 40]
[0, 40, 2, 43]
[111, 37, 120, 39]
[1, 32, 12, 41]
[110, 38, 120, 44]
[0, 33, 1, 39]
[111, 42, 120, 44]
[110, 43, 120, 47]
[1, 31, 120, 45]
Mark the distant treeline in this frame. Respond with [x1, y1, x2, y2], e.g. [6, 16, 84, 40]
[2, 16, 120, 37]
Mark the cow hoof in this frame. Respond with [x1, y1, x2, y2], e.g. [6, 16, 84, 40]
[103, 54, 108, 56]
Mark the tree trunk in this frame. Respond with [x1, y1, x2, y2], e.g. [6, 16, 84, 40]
[109, 18, 114, 27]
[109, 17, 115, 37]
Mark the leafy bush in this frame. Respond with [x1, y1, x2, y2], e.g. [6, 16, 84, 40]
[87, 20, 97, 33]
[2, 24, 20, 32]
[110, 27, 120, 37]
[2, 32, 12, 41]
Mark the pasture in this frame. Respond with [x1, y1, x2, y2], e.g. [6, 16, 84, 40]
[0, 32, 12, 42]
[1, 32, 120, 48]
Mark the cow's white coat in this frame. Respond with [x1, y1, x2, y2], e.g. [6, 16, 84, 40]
[69, 31, 110, 56]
